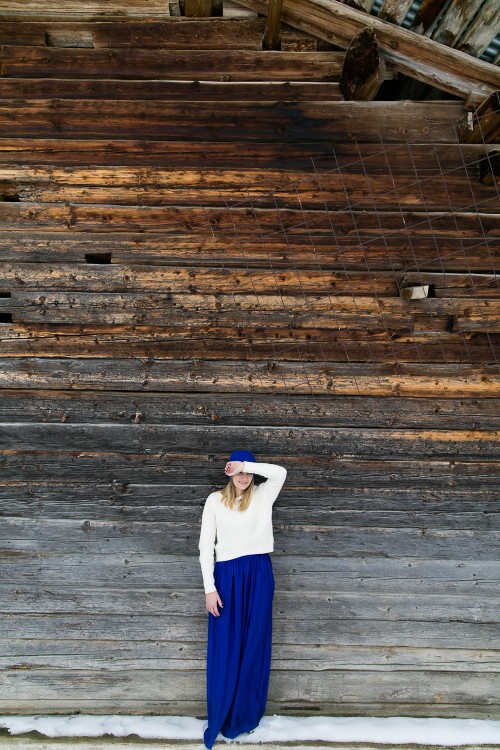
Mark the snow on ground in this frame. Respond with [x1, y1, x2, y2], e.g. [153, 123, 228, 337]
[1, 715, 500, 745]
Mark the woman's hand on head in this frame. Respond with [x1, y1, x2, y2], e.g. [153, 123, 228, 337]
[225, 460, 244, 476]
[206, 591, 223, 617]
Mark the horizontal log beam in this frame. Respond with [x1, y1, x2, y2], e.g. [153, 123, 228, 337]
[2, 423, 499, 459]
[1, 328, 497, 363]
[0, 45, 345, 81]
[3, 290, 499, 336]
[0, 100, 466, 142]
[233, 0, 500, 101]
[0, 78, 342, 100]
[1, 390, 498, 429]
[0, 357, 498, 396]
[0, 138, 493, 171]
[0, 203, 497, 236]
[2, 453, 498, 487]
[2, 516, 499, 558]
[0, 232, 496, 271]
[2, 487, 499, 520]
[2, 167, 497, 213]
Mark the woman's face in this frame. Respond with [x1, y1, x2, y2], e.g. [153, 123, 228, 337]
[232, 472, 253, 493]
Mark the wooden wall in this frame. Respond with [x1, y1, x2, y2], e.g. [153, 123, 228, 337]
[0, 11, 499, 718]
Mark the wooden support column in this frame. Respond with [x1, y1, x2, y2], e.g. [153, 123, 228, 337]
[460, 91, 500, 144]
[263, 0, 284, 50]
[184, 0, 214, 16]
[479, 150, 500, 186]
[340, 27, 386, 101]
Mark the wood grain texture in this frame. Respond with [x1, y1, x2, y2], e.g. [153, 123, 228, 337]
[0, 78, 342, 100]
[1, 391, 499, 428]
[232, 0, 500, 100]
[0, 231, 495, 271]
[0, 357, 499, 396]
[0, 13, 498, 721]
[0, 46, 344, 81]
[2, 166, 497, 212]
[0, 139, 493, 171]
[0, 100, 466, 142]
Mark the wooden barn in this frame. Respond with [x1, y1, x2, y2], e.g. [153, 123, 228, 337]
[1, 0, 499, 724]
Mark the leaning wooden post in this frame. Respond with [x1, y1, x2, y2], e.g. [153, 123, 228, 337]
[459, 91, 500, 144]
[263, 0, 284, 50]
[340, 27, 386, 100]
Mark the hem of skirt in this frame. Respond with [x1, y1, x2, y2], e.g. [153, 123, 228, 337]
[221, 722, 259, 739]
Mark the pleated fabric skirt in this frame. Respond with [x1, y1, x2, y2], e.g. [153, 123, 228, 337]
[203, 553, 275, 749]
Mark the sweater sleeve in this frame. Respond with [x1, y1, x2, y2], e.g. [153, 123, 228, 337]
[198, 493, 218, 594]
[243, 461, 287, 504]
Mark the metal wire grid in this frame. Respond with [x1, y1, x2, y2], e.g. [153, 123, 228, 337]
[196, 108, 499, 397]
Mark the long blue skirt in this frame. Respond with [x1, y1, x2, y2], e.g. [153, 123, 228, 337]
[203, 553, 275, 749]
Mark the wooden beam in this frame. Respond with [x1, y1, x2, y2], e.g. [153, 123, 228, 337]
[340, 27, 386, 101]
[263, 0, 284, 50]
[0, 46, 345, 81]
[232, 0, 500, 101]
[460, 91, 500, 144]
[479, 150, 500, 187]
[183, 0, 214, 16]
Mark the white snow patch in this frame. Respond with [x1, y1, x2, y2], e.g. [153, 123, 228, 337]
[0, 715, 499, 745]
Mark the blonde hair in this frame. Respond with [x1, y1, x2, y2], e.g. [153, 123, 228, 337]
[220, 476, 255, 512]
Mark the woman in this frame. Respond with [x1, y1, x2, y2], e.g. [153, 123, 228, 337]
[199, 449, 287, 749]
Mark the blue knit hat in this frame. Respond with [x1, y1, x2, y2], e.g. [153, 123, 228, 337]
[228, 449, 256, 464]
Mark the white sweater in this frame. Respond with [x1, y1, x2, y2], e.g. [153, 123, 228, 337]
[198, 461, 287, 594]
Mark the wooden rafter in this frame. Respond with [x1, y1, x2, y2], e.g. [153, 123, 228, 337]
[233, 0, 500, 102]
[263, 0, 284, 49]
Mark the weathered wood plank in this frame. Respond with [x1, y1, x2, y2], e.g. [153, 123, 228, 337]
[3, 640, 500, 671]
[10, 285, 470, 324]
[2, 452, 497, 487]
[0, 100, 466, 142]
[409, 0, 449, 36]
[3, 423, 499, 460]
[431, 0, 485, 48]
[0, 18, 318, 50]
[3, 583, 499, 620]
[0, 139, 492, 173]
[0, 203, 497, 238]
[0, 162, 494, 187]
[4, 290, 499, 336]
[4, 553, 498, 582]
[3, 552, 499, 592]
[0, 46, 345, 81]
[1, 390, 498, 428]
[1, 326, 497, 363]
[3, 664, 500, 704]
[0, 357, 498, 396]
[2, 517, 499, 559]
[0, 232, 495, 272]
[1, 611, 497, 647]
[0, 701, 497, 717]
[455, 0, 500, 58]
[0, 3, 169, 15]
[3, 168, 497, 212]
[378, 0, 414, 25]
[3, 497, 497, 529]
[0, 78, 342, 100]
[0, 262, 403, 295]
[2, 741, 496, 750]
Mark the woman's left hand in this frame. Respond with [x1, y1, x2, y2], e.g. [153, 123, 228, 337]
[225, 460, 244, 476]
